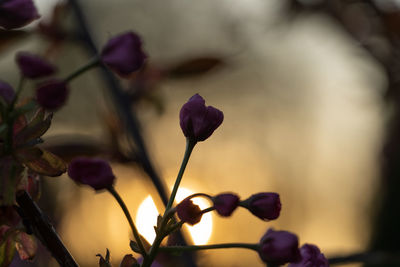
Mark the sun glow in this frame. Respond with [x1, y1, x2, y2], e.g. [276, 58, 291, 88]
[135, 187, 213, 245]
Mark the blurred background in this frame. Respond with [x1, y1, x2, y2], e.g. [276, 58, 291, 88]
[2, 0, 398, 266]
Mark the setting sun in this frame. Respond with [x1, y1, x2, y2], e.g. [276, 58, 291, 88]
[135, 187, 213, 245]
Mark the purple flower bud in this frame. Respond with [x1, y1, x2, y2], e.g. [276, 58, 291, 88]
[67, 157, 115, 191]
[212, 193, 239, 217]
[0, 80, 15, 104]
[176, 198, 202, 225]
[288, 244, 329, 267]
[0, 0, 40, 30]
[179, 94, 224, 142]
[259, 228, 301, 266]
[101, 32, 147, 76]
[35, 79, 68, 110]
[242, 192, 281, 221]
[16, 52, 56, 79]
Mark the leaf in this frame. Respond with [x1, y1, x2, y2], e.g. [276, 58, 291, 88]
[119, 254, 137, 267]
[14, 147, 43, 162]
[0, 30, 31, 54]
[129, 240, 141, 254]
[17, 173, 41, 201]
[24, 149, 66, 177]
[166, 57, 224, 79]
[0, 225, 16, 267]
[14, 231, 37, 261]
[96, 249, 112, 267]
[10, 100, 36, 119]
[12, 114, 27, 137]
[14, 111, 52, 145]
[0, 157, 24, 205]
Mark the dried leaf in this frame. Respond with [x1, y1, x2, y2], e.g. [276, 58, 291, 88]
[24, 149, 66, 177]
[0, 226, 16, 267]
[14, 112, 52, 145]
[14, 147, 43, 162]
[10, 100, 36, 119]
[13, 114, 27, 137]
[166, 57, 224, 78]
[14, 231, 37, 261]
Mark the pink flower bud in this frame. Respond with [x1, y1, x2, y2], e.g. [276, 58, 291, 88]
[0, 0, 40, 30]
[176, 198, 202, 225]
[288, 244, 329, 267]
[0, 80, 15, 104]
[259, 228, 301, 266]
[179, 94, 224, 142]
[35, 79, 68, 110]
[16, 52, 56, 79]
[101, 32, 147, 76]
[67, 157, 115, 191]
[242, 192, 281, 221]
[212, 193, 239, 217]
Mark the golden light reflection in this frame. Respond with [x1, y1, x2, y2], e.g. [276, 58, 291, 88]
[136, 187, 213, 245]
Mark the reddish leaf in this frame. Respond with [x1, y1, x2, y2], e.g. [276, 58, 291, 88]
[13, 114, 27, 137]
[17, 173, 41, 201]
[14, 231, 37, 261]
[0, 225, 16, 266]
[14, 147, 43, 162]
[166, 57, 224, 78]
[24, 149, 66, 177]
[14, 111, 52, 145]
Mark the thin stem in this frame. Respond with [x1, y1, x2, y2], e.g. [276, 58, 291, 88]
[187, 193, 213, 200]
[165, 138, 196, 211]
[64, 56, 100, 83]
[141, 230, 164, 267]
[159, 243, 259, 252]
[201, 207, 215, 214]
[107, 186, 147, 257]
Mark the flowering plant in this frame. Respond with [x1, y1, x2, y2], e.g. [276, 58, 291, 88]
[0, 0, 384, 266]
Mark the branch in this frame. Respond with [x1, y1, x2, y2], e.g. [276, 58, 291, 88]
[16, 190, 78, 267]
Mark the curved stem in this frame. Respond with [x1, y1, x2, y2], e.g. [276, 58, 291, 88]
[165, 138, 196, 212]
[159, 243, 259, 252]
[201, 207, 215, 214]
[64, 56, 100, 83]
[107, 186, 147, 257]
[187, 193, 213, 200]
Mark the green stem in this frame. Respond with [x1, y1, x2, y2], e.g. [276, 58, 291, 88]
[107, 186, 147, 257]
[141, 230, 164, 267]
[201, 207, 215, 214]
[9, 76, 25, 110]
[4, 77, 24, 154]
[159, 243, 259, 252]
[165, 138, 196, 211]
[64, 56, 100, 83]
[143, 139, 196, 267]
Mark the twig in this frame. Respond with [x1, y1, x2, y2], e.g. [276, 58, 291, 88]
[66, 1, 197, 266]
[16, 190, 79, 267]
